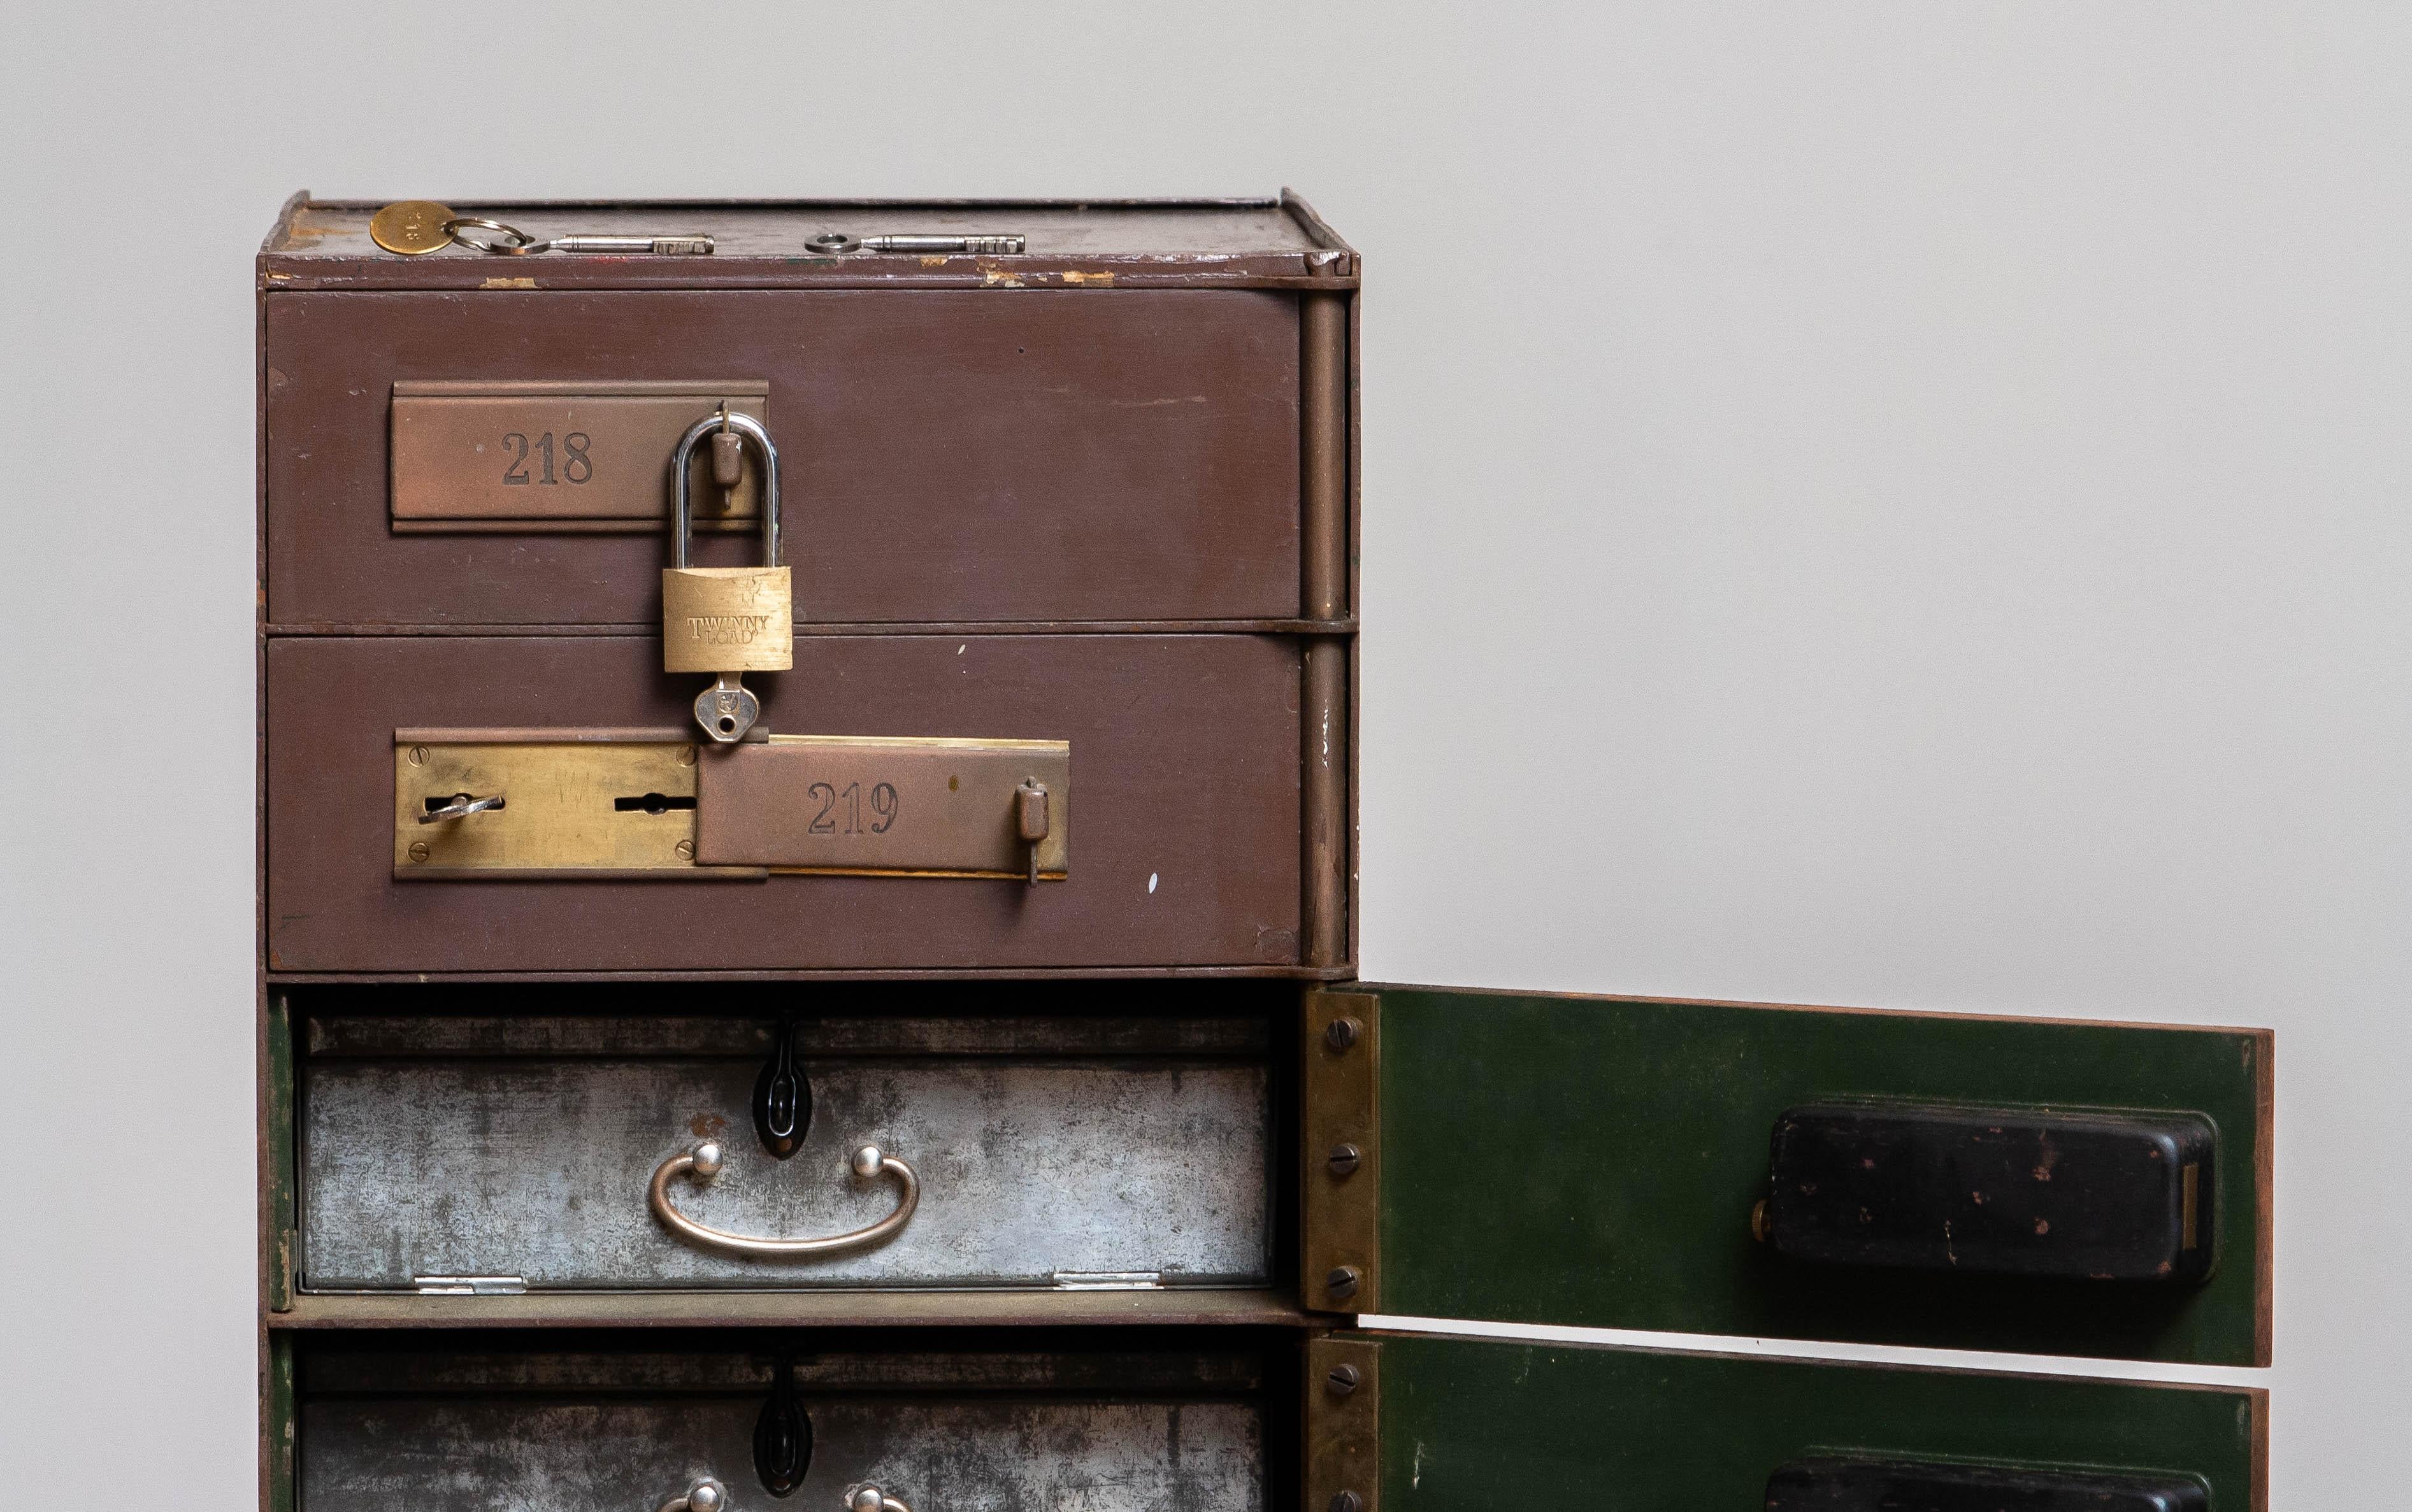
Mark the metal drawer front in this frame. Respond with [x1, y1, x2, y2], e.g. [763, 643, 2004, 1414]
[299, 1013, 1271, 1292]
[298, 1343, 1267, 1512]
[263, 633, 1315, 973]
[264, 289, 1307, 628]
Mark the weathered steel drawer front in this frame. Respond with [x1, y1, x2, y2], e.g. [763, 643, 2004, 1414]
[265, 289, 1307, 627]
[298, 1012, 1272, 1292]
[266, 634, 1314, 973]
[299, 1339, 1270, 1512]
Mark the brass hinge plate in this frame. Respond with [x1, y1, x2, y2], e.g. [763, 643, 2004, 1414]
[1307, 1334, 1381, 1512]
[1303, 989, 1379, 1314]
[394, 729, 1068, 881]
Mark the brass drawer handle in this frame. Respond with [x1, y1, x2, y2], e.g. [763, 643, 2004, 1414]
[657, 1478, 725, 1512]
[848, 1488, 913, 1512]
[649, 1141, 920, 1257]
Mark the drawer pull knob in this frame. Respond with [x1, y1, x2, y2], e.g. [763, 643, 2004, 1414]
[849, 1488, 913, 1512]
[650, 1141, 920, 1257]
[657, 1478, 726, 1512]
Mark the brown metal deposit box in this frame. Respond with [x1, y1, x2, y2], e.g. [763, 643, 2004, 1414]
[256, 196, 2272, 1512]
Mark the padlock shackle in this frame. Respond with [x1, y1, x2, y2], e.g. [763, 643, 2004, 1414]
[668, 410, 780, 571]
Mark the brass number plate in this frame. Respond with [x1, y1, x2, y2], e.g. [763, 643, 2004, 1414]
[389, 381, 768, 532]
[395, 730, 1070, 881]
[697, 736, 1070, 878]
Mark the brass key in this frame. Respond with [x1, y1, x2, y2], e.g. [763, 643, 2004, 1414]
[368, 201, 714, 256]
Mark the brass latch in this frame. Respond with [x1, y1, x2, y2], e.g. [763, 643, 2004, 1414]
[396, 730, 1069, 881]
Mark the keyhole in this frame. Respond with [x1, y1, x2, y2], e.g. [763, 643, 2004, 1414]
[753, 1018, 811, 1160]
[613, 793, 696, 815]
[754, 1355, 811, 1497]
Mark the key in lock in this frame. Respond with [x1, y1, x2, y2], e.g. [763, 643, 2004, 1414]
[663, 409, 791, 742]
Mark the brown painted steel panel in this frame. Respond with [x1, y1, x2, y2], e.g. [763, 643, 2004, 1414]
[264, 290, 1302, 627]
[265, 635, 1305, 973]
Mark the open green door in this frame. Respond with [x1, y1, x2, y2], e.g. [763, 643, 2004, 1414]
[1305, 1332, 2264, 1511]
[1303, 985, 2271, 1365]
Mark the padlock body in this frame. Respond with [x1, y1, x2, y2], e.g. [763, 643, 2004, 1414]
[661, 566, 794, 673]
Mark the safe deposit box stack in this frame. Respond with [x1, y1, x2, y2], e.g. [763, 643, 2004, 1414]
[255, 194, 2274, 1511]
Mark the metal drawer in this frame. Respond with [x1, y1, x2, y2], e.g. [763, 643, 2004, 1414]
[294, 1334, 1277, 1512]
[262, 633, 1338, 974]
[292, 997, 1281, 1296]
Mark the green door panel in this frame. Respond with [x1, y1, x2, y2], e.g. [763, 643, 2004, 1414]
[1368, 1330, 2262, 1511]
[1371, 985, 2269, 1364]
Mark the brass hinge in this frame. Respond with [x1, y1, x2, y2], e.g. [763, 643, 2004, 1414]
[1306, 1334, 1381, 1512]
[1303, 990, 1379, 1314]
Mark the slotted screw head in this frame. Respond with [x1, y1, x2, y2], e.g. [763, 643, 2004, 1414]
[1327, 1143, 1361, 1177]
[1326, 1363, 1361, 1396]
[1326, 1265, 1361, 1301]
[1323, 1016, 1362, 1052]
[1330, 1493, 1365, 1512]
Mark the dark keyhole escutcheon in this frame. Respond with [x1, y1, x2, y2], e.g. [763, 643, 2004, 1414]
[754, 1355, 812, 1497]
[754, 1019, 812, 1160]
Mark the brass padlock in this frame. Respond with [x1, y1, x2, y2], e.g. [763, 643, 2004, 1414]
[663, 409, 790, 742]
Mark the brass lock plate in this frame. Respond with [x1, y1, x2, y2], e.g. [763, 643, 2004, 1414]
[389, 381, 768, 532]
[395, 730, 1069, 880]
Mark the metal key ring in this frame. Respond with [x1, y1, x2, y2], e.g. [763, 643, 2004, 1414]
[441, 216, 542, 254]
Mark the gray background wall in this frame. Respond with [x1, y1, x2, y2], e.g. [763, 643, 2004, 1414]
[2, 3, 2399, 1502]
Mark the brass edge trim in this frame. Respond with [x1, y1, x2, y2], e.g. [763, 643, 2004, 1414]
[1303, 990, 1380, 1315]
[766, 734, 1070, 754]
[396, 727, 691, 745]
[1305, 1334, 1381, 1512]
[395, 867, 769, 883]
[766, 868, 1066, 881]
[392, 379, 770, 398]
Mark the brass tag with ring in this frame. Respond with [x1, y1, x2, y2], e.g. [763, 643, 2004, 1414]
[369, 200, 715, 256]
